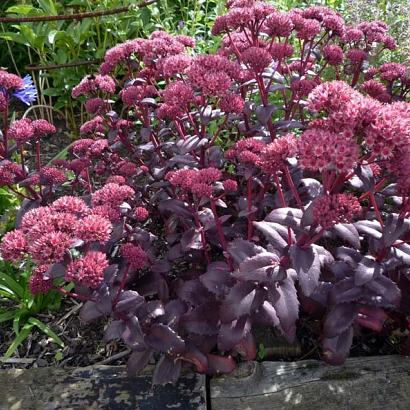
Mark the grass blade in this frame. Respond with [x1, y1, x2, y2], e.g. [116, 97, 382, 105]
[0, 310, 15, 324]
[0, 272, 24, 299]
[28, 317, 64, 347]
[4, 323, 33, 358]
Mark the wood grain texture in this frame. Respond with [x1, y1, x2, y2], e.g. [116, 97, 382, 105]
[0, 365, 206, 410]
[211, 356, 410, 410]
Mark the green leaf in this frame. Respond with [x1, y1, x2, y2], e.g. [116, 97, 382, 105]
[37, 0, 58, 15]
[54, 350, 63, 361]
[28, 317, 64, 347]
[0, 287, 16, 299]
[17, 25, 37, 48]
[0, 273, 24, 299]
[48, 29, 58, 45]
[12, 312, 22, 335]
[4, 323, 34, 358]
[0, 32, 30, 46]
[6, 5, 35, 14]
[0, 310, 16, 324]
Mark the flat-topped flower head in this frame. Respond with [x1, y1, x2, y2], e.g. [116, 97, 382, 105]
[163, 81, 195, 107]
[298, 128, 359, 173]
[121, 243, 148, 270]
[313, 194, 361, 229]
[134, 206, 149, 222]
[29, 231, 72, 264]
[40, 167, 67, 185]
[188, 55, 241, 96]
[258, 134, 298, 174]
[72, 74, 116, 98]
[0, 70, 24, 91]
[92, 183, 135, 207]
[80, 116, 105, 135]
[365, 101, 410, 159]
[76, 214, 112, 244]
[32, 119, 56, 138]
[225, 138, 266, 166]
[323, 45, 344, 66]
[66, 251, 108, 289]
[0, 230, 27, 262]
[29, 265, 53, 295]
[264, 12, 294, 37]
[7, 119, 34, 145]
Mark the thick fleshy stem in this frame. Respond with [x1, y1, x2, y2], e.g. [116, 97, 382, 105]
[19, 147, 27, 177]
[113, 265, 130, 307]
[209, 117, 228, 146]
[210, 197, 233, 271]
[274, 174, 293, 246]
[56, 286, 96, 302]
[369, 192, 384, 228]
[302, 228, 325, 248]
[35, 140, 43, 196]
[2, 102, 9, 156]
[359, 179, 387, 201]
[247, 177, 254, 240]
[189, 204, 210, 263]
[273, 174, 286, 207]
[283, 166, 303, 209]
[35, 140, 41, 172]
[256, 75, 276, 141]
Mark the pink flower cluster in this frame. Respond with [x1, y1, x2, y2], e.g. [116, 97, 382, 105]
[158, 81, 195, 118]
[7, 118, 56, 145]
[0, 196, 116, 291]
[313, 194, 361, 229]
[29, 265, 53, 295]
[159, 55, 192, 77]
[121, 84, 157, 106]
[0, 161, 23, 186]
[66, 251, 109, 289]
[121, 243, 148, 270]
[39, 166, 67, 185]
[257, 134, 297, 174]
[298, 128, 359, 173]
[85, 98, 105, 114]
[225, 138, 266, 165]
[99, 32, 193, 75]
[72, 75, 116, 98]
[219, 93, 245, 114]
[99, 39, 144, 75]
[134, 206, 149, 221]
[212, 0, 275, 35]
[166, 167, 223, 198]
[0, 70, 24, 90]
[365, 102, 410, 159]
[70, 138, 108, 158]
[92, 182, 135, 207]
[302, 80, 405, 171]
[188, 55, 242, 97]
[79, 115, 105, 135]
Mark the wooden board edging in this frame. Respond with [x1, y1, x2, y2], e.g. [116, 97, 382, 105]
[1, 356, 410, 409]
[211, 355, 410, 410]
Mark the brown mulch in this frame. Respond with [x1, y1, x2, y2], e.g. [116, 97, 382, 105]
[1, 297, 407, 371]
[0, 299, 128, 370]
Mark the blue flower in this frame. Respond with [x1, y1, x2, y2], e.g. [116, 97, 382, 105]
[12, 75, 37, 106]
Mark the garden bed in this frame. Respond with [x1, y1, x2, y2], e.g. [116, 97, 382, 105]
[1, 356, 409, 410]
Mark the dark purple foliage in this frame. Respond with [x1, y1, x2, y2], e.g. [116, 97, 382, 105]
[1, 0, 410, 385]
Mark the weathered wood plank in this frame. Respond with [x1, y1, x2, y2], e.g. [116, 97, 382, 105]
[211, 356, 410, 410]
[0, 365, 206, 410]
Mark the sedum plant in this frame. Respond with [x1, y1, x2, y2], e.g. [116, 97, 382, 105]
[1, 0, 410, 383]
